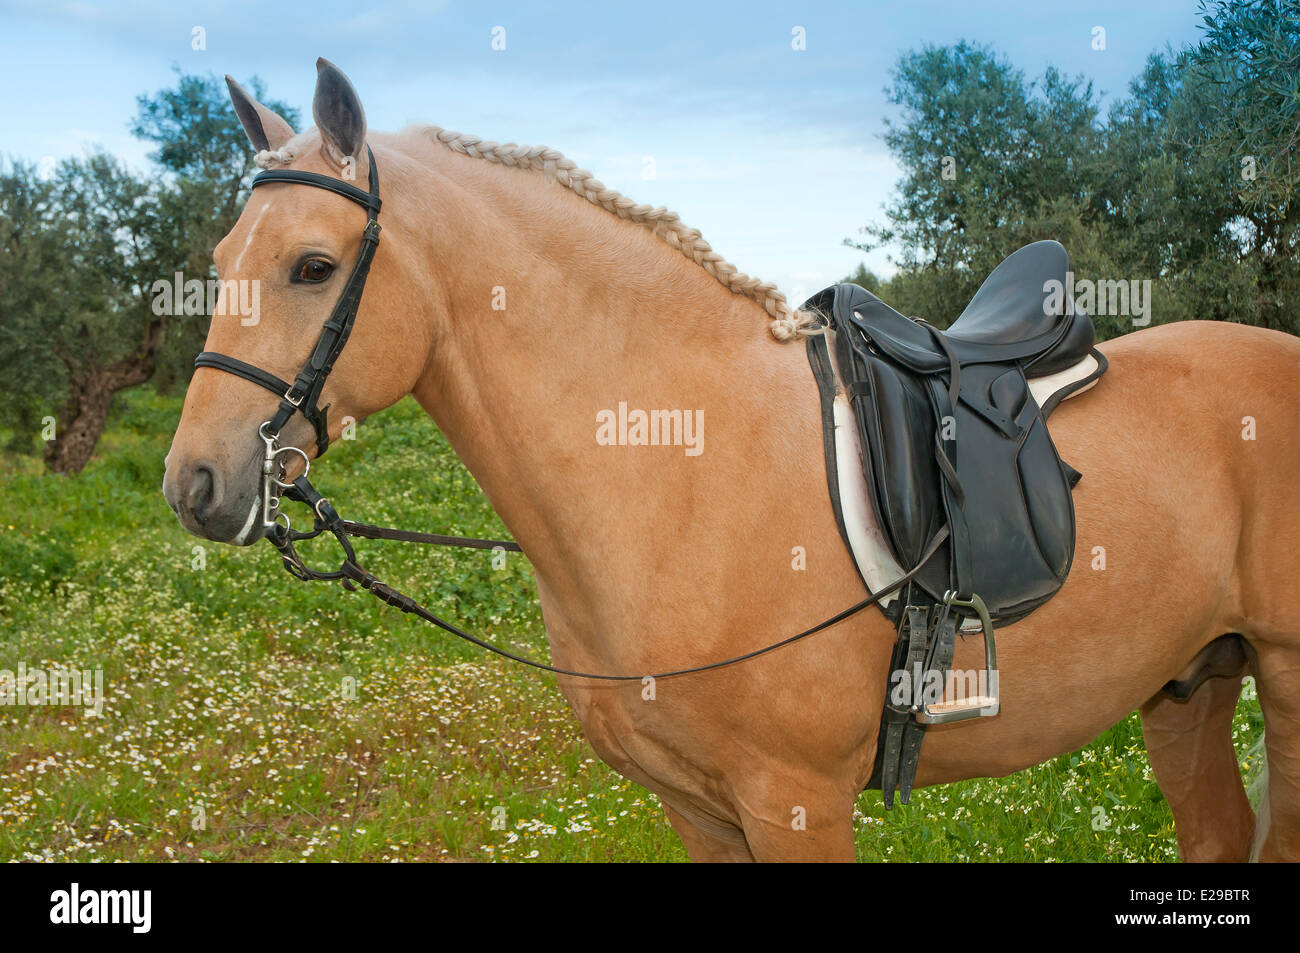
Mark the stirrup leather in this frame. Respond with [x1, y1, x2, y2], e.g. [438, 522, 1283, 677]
[875, 592, 1001, 807]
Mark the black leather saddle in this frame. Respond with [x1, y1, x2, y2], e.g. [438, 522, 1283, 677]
[804, 240, 1103, 625]
[802, 240, 1108, 807]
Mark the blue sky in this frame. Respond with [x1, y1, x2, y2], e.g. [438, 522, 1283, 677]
[0, 0, 1206, 297]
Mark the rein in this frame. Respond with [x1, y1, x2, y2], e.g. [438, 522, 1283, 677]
[194, 147, 946, 682]
[272, 475, 946, 681]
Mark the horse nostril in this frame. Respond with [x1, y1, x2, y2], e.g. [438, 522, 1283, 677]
[188, 463, 220, 523]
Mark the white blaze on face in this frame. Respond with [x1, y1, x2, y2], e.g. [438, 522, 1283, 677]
[232, 496, 262, 545]
[233, 198, 274, 272]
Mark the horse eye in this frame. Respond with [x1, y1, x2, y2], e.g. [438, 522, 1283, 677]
[297, 259, 334, 282]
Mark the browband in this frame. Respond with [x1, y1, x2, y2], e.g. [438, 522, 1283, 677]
[250, 165, 382, 213]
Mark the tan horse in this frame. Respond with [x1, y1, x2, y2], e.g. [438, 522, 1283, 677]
[163, 61, 1300, 862]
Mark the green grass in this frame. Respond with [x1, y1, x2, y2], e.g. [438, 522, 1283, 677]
[0, 389, 1264, 861]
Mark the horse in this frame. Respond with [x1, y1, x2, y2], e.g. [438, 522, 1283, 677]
[162, 59, 1300, 862]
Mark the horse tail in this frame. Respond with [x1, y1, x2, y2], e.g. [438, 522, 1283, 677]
[1245, 728, 1269, 861]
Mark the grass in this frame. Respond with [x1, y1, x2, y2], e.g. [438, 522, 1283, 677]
[0, 388, 1264, 862]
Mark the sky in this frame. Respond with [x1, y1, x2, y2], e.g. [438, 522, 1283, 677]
[0, 0, 1207, 300]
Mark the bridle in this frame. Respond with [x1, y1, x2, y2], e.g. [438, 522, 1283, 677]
[191, 146, 945, 681]
[196, 145, 382, 468]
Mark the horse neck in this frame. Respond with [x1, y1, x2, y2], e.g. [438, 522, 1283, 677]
[397, 146, 815, 636]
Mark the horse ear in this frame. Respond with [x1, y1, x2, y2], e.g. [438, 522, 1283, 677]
[312, 58, 367, 169]
[225, 76, 295, 153]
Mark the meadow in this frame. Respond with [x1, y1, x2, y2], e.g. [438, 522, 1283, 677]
[0, 390, 1264, 862]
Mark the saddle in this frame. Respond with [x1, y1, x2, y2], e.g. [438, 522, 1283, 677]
[803, 240, 1107, 806]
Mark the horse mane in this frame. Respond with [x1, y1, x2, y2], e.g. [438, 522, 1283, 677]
[408, 124, 814, 341]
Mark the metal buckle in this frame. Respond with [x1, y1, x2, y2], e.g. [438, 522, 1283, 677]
[914, 591, 1000, 725]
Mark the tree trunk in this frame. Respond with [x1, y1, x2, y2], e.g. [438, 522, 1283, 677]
[44, 356, 153, 475]
[43, 376, 112, 475]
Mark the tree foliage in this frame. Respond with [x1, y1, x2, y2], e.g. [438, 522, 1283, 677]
[850, 4, 1299, 336]
[0, 71, 297, 471]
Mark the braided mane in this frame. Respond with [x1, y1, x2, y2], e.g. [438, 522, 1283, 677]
[412, 125, 815, 341]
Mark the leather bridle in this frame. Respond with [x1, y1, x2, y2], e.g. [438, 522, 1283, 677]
[191, 146, 945, 682]
[196, 145, 383, 462]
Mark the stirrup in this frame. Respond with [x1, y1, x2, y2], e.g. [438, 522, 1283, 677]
[914, 592, 1000, 725]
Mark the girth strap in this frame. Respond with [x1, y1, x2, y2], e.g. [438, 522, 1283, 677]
[878, 604, 930, 808]
[897, 603, 957, 803]
[870, 597, 961, 806]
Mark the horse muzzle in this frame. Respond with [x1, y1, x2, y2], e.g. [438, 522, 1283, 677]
[162, 453, 267, 546]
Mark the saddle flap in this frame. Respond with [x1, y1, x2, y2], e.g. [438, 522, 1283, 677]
[950, 363, 1076, 618]
[836, 333, 947, 573]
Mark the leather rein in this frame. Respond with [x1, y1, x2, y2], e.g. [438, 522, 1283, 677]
[193, 148, 945, 681]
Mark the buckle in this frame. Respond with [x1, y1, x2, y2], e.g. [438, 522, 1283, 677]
[914, 592, 1000, 725]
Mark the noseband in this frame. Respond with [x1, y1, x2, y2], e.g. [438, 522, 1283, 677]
[188, 146, 938, 682]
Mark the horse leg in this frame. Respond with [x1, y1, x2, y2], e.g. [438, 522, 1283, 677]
[1250, 640, 1300, 861]
[662, 804, 755, 862]
[1140, 671, 1254, 862]
[730, 783, 858, 862]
